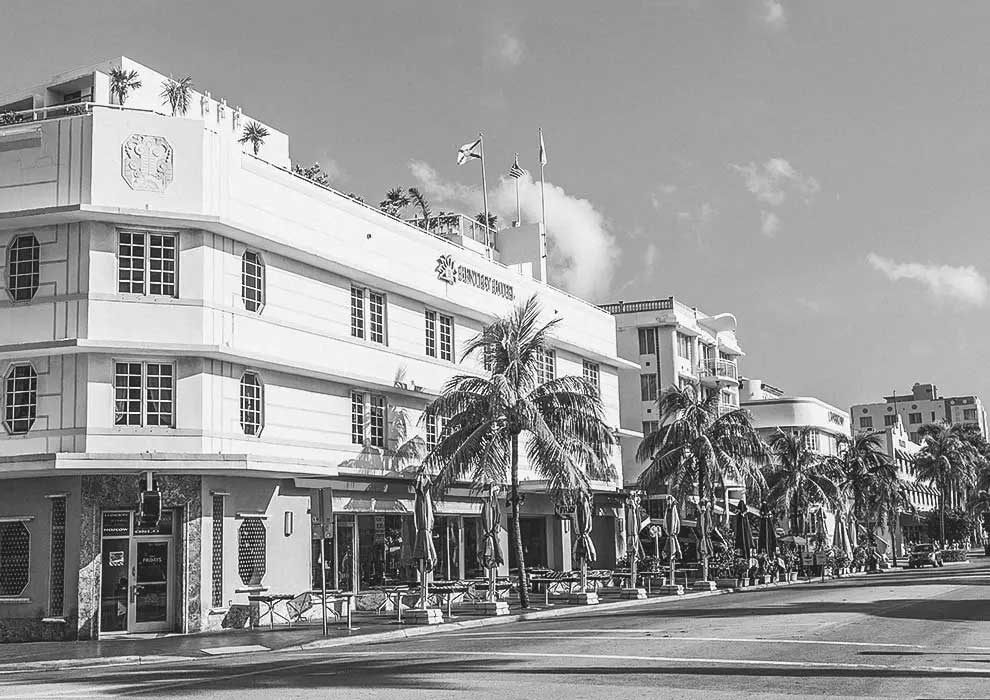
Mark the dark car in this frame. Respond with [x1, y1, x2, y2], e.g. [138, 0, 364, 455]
[908, 544, 944, 568]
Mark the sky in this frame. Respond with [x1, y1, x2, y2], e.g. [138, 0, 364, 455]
[3, 0, 990, 411]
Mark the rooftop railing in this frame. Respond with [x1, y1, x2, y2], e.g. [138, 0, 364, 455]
[599, 297, 674, 314]
[404, 213, 497, 249]
[699, 358, 738, 381]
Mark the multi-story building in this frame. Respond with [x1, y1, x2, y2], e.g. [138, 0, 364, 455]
[0, 57, 628, 641]
[602, 297, 744, 515]
[851, 382, 988, 443]
[740, 378, 850, 458]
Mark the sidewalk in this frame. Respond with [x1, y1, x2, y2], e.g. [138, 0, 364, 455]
[0, 567, 908, 674]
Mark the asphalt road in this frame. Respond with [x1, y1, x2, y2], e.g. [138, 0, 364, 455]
[3, 556, 988, 699]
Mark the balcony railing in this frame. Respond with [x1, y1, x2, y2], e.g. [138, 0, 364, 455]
[699, 358, 738, 382]
[599, 297, 674, 314]
[1, 102, 94, 126]
[718, 401, 737, 415]
[405, 213, 497, 249]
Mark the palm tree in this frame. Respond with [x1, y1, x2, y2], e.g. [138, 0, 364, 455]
[160, 76, 194, 116]
[379, 187, 409, 217]
[636, 384, 766, 579]
[294, 162, 331, 187]
[765, 428, 842, 537]
[387, 407, 426, 473]
[834, 433, 896, 544]
[914, 422, 979, 545]
[422, 295, 615, 608]
[407, 187, 432, 229]
[109, 67, 142, 106]
[476, 212, 498, 229]
[239, 121, 270, 156]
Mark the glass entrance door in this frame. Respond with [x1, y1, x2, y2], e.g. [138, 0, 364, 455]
[128, 538, 173, 632]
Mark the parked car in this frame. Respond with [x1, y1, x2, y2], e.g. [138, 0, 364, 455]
[907, 544, 944, 568]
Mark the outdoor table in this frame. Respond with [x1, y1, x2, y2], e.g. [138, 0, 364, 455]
[376, 585, 415, 622]
[427, 580, 471, 617]
[248, 593, 296, 630]
[469, 578, 515, 601]
[308, 590, 356, 630]
[530, 574, 580, 606]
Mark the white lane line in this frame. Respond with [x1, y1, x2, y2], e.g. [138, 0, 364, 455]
[328, 649, 990, 675]
[440, 630, 925, 649]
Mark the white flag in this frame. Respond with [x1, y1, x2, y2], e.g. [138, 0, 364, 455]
[539, 128, 548, 166]
[457, 137, 482, 165]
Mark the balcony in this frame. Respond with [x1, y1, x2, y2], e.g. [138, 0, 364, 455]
[718, 401, 737, 416]
[405, 213, 497, 251]
[699, 358, 738, 385]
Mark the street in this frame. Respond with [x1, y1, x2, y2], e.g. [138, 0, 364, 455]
[2, 556, 987, 699]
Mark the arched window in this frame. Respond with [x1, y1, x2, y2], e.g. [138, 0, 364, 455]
[239, 372, 264, 436]
[4, 364, 37, 435]
[241, 251, 265, 312]
[6, 235, 40, 302]
[237, 518, 266, 586]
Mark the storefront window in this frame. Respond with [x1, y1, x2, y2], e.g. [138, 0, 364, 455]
[508, 517, 548, 569]
[463, 517, 483, 579]
[432, 516, 461, 580]
[356, 514, 416, 590]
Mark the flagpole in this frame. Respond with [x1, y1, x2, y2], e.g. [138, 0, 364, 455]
[539, 128, 547, 260]
[478, 132, 491, 252]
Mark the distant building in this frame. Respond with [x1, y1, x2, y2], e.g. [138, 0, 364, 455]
[850, 382, 988, 442]
[740, 379, 851, 458]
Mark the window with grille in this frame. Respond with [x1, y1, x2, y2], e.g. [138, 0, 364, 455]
[211, 495, 224, 608]
[425, 310, 454, 361]
[351, 391, 365, 444]
[535, 348, 556, 385]
[368, 291, 386, 344]
[640, 374, 658, 402]
[48, 497, 66, 616]
[237, 518, 266, 587]
[803, 430, 821, 452]
[3, 364, 37, 435]
[369, 394, 386, 448]
[241, 251, 265, 312]
[239, 372, 264, 436]
[964, 408, 977, 420]
[426, 413, 440, 450]
[884, 414, 897, 426]
[6, 235, 40, 302]
[117, 230, 177, 297]
[859, 416, 873, 429]
[637, 327, 657, 355]
[676, 333, 692, 361]
[908, 412, 921, 424]
[583, 360, 600, 391]
[350, 286, 387, 344]
[350, 287, 365, 339]
[114, 361, 174, 427]
[642, 420, 659, 436]
[0, 521, 30, 596]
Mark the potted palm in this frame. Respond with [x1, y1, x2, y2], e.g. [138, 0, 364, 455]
[161, 76, 193, 116]
[731, 556, 750, 587]
[109, 67, 142, 106]
[239, 121, 270, 156]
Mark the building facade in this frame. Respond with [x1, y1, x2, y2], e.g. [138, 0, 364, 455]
[740, 379, 851, 458]
[0, 58, 627, 641]
[851, 382, 988, 443]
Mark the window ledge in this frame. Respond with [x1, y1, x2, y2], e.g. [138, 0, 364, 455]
[235, 586, 268, 594]
[42, 617, 67, 623]
[0, 597, 31, 604]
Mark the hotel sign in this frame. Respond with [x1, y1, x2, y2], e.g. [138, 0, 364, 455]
[435, 255, 514, 300]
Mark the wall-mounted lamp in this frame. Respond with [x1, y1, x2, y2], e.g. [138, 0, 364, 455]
[284, 511, 293, 537]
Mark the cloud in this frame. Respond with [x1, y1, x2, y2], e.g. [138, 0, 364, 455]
[761, 0, 786, 30]
[489, 31, 525, 69]
[409, 161, 619, 299]
[760, 210, 780, 237]
[866, 253, 988, 306]
[731, 158, 819, 207]
[644, 242, 658, 270]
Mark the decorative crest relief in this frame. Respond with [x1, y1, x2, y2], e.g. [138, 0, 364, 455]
[121, 134, 173, 193]
[435, 254, 457, 284]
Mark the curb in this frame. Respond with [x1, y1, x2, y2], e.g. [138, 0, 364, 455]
[0, 567, 920, 674]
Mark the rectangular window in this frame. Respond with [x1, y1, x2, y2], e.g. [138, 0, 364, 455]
[640, 374, 658, 402]
[582, 360, 600, 391]
[676, 333, 692, 361]
[425, 310, 454, 361]
[48, 496, 66, 617]
[369, 395, 386, 448]
[859, 416, 873, 429]
[240, 250, 265, 313]
[4, 364, 38, 435]
[803, 430, 821, 452]
[114, 361, 174, 427]
[350, 287, 365, 339]
[720, 390, 735, 406]
[350, 391, 365, 444]
[211, 495, 224, 608]
[637, 327, 657, 355]
[368, 292, 386, 344]
[908, 412, 922, 424]
[909, 431, 921, 443]
[963, 408, 977, 420]
[642, 420, 659, 435]
[884, 414, 897, 426]
[117, 230, 176, 297]
[425, 310, 437, 358]
[535, 349, 556, 385]
[426, 413, 439, 450]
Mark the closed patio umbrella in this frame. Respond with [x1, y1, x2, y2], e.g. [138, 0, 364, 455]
[733, 499, 753, 561]
[833, 511, 852, 560]
[757, 501, 777, 555]
[663, 497, 682, 584]
[572, 491, 597, 592]
[697, 502, 714, 581]
[412, 473, 437, 609]
[625, 494, 645, 588]
[479, 484, 503, 602]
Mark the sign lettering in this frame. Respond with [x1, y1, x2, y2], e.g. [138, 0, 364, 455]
[436, 255, 515, 300]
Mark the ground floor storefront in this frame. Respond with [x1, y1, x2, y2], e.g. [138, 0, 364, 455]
[0, 469, 622, 642]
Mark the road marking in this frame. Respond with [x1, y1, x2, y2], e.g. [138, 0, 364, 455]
[440, 630, 926, 649]
[329, 649, 990, 675]
[200, 644, 271, 655]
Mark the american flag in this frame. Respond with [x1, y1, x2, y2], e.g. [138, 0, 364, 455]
[508, 154, 525, 179]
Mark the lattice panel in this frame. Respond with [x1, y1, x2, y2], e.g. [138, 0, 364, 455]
[48, 497, 66, 615]
[211, 496, 224, 607]
[0, 522, 30, 596]
[237, 518, 266, 587]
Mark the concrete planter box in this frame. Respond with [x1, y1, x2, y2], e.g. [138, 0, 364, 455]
[759, 575, 772, 585]
[716, 578, 737, 589]
[737, 578, 750, 588]
[785, 572, 798, 582]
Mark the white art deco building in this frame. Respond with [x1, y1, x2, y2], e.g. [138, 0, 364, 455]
[0, 58, 629, 641]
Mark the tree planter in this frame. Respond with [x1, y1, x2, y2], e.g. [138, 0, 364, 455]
[759, 575, 771, 585]
[786, 572, 798, 582]
[716, 578, 737, 590]
[737, 578, 749, 588]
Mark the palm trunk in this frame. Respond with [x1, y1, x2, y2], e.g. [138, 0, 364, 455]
[510, 434, 530, 608]
[939, 485, 946, 546]
[699, 464, 709, 581]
